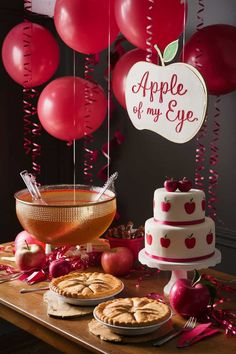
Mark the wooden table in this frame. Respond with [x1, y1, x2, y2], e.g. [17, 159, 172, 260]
[0, 244, 235, 354]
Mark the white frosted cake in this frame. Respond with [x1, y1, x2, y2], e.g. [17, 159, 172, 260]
[145, 179, 215, 263]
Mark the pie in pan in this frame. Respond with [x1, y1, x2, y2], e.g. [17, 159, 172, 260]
[94, 297, 171, 327]
[49, 272, 123, 299]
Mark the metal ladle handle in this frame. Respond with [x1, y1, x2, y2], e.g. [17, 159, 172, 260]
[95, 172, 118, 202]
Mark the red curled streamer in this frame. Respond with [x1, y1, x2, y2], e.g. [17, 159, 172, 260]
[83, 54, 99, 183]
[23, 1, 42, 176]
[194, 0, 207, 190]
[201, 274, 236, 336]
[146, 0, 154, 63]
[208, 96, 221, 221]
[98, 130, 125, 182]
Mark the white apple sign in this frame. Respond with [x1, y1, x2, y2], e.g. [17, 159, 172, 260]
[125, 41, 207, 143]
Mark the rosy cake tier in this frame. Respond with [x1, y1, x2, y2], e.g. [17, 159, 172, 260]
[153, 188, 206, 223]
[145, 217, 215, 263]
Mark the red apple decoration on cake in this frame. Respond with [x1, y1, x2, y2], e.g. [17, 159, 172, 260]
[160, 234, 171, 248]
[15, 241, 46, 271]
[14, 230, 45, 253]
[146, 233, 153, 245]
[49, 258, 71, 278]
[206, 231, 214, 244]
[178, 177, 192, 192]
[161, 197, 171, 212]
[184, 198, 196, 214]
[169, 278, 211, 318]
[101, 247, 134, 276]
[185, 233, 196, 249]
[164, 178, 178, 192]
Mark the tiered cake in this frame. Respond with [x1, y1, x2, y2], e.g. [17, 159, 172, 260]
[145, 179, 215, 263]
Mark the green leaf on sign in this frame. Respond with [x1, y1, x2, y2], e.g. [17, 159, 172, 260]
[163, 40, 179, 63]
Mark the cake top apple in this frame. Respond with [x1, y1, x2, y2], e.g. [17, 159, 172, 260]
[164, 177, 192, 192]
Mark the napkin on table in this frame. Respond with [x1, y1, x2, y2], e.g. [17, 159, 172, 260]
[177, 322, 220, 348]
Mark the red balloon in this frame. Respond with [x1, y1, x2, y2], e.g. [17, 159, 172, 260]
[112, 48, 158, 108]
[37, 76, 107, 141]
[115, 0, 186, 52]
[2, 22, 59, 88]
[183, 25, 236, 95]
[54, 0, 119, 54]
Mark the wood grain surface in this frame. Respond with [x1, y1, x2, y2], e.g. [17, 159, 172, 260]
[0, 243, 235, 354]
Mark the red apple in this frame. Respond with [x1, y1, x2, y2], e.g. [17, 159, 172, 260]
[15, 242, 46, 271]
[206, 231, 213, 244]
[14, 230, 45, 253]
[101, 247, 134, 276]
[146, 233, 153, 245]
[49, 258, 71, 278]
[185, 234, 196, 249]
[169, 278, 210, 317]
[160, 234, 171, 248]
[164, 178, 178, 192]
[178, 177, 192, 192]
[161, 197, 171, 212]
[184, 199, 195, 214]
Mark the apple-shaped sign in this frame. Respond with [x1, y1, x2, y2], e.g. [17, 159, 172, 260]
[125, 41, 207, 143]
[169, 278, 210, 317]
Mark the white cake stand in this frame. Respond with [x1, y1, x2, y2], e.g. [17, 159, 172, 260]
[138, 248, 221, 296]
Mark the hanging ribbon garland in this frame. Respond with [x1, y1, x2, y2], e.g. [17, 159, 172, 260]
[23, 0, 42, 176]
[146, 0, 154, 63]
[98, 130, 125, 182]
[208, 96, 221, 221]
[83, 54, 99, 183]
[194, 0, 208, 191]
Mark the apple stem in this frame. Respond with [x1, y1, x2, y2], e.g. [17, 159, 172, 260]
[154, 44, 165, 67]
[25, 240, 29, 250]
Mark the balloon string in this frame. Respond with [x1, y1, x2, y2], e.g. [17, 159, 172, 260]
[146, 0, 154, 62]
[23, 4, 42, 176]
[83, 54, 99, 183]
[208, 96, 221, 221]
[194, 0, 207, 190]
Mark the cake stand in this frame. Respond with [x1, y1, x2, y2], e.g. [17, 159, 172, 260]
[138, 248, 221, 296]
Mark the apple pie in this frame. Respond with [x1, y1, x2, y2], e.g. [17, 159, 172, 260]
[94, 297, 171, 327]
[49, 272, 123, 299]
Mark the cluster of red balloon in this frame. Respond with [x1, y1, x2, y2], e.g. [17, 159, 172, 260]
[112, 0, 186, 107]
[3, 1, 235, 143]
[2, 0, 121, 141]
